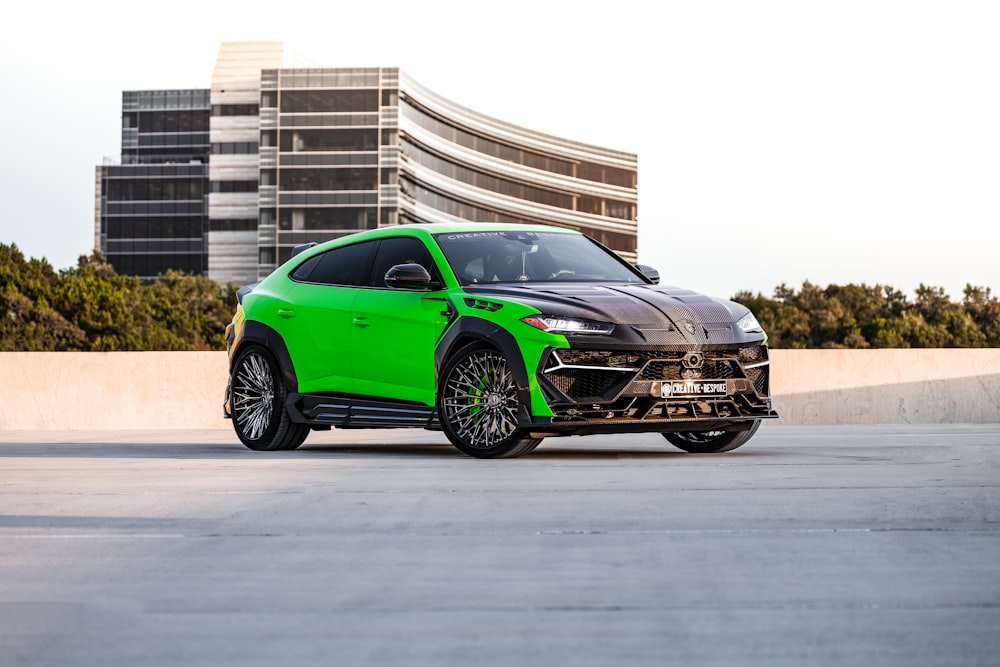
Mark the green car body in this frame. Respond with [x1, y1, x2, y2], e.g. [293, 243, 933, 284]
[224, 222, 777, 457]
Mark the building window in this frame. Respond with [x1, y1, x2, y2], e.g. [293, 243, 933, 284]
[279, 168, 377, 191]
[211, 142, 259, 154]
[211, 180, 259, 193]
[280, 89, 378, 114]
[278, 207, 375, 230]
[212, 103, 260, 116]
[279, 129, 377, 152]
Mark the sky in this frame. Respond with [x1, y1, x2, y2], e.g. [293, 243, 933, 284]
[0, 0, 997, 300]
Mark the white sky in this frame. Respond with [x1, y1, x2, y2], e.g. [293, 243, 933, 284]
[0, 0, 997, 300]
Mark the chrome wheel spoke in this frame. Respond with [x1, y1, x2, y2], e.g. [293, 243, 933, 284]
[232, 352, 275, 441]
[443, 350, 519, 449]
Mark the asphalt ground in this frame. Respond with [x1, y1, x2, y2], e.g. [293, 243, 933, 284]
[1, 424, 998, 666]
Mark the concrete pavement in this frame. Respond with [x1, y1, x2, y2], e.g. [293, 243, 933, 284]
[2, 424, 999, 666]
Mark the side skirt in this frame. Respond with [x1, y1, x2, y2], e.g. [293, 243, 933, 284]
[286, 393, 440, 430]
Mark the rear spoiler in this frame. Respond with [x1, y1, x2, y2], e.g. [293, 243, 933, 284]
[236, 283, 258, 305]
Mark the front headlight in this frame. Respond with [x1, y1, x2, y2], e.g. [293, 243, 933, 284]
[522, 315, 615, 335]
[737, 312, 763, 333]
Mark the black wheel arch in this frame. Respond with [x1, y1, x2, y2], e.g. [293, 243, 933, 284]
[231, 320, 298, 393]
[434, 316, 533, 425]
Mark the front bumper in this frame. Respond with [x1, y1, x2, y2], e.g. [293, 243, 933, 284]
[529, 343, 778, 433]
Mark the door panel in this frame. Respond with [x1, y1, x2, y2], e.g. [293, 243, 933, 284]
[278, 240, 377, 394]
[349, 289, 450, 405]
[280, 282, 359, 394]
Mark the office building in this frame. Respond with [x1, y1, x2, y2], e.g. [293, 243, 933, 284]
[95, 90, 210, 279]
[97, 42, 638, 287]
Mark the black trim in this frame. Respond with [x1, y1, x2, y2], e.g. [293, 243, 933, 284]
[286, 393, 440, 429]
[234, 320, 298, 393]
[434, 315, 533, 425]
[521, 416, 776, 438]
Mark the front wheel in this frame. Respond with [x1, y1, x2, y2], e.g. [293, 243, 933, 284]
[230, 345, 309, 451]
[438, 344, 541, 458]
[662, 420, 761, 453]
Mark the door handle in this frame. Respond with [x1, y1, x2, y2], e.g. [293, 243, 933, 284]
[353, 316, 370, 328]
[277, 308, 296, 319]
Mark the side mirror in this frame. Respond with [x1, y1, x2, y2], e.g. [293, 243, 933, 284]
[635, 264, 660, 284]
[385, 263, 437, 289]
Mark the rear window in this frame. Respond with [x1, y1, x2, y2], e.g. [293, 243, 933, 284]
[290, 241, 377, 286]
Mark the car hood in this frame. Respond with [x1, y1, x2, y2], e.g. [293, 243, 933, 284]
[462, 282, 757, 345]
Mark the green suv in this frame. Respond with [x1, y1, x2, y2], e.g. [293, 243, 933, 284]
[224, 223, 777, 457]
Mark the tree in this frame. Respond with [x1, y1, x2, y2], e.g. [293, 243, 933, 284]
[912, 284, 985, 348]
[733, 280, 998, 349]
[962, 285, 1000, 346]
[1, 244, 237, 352]
[54, 252, 147, 351]
[139, 270, 236, 350]
[0, 243, 86, 350]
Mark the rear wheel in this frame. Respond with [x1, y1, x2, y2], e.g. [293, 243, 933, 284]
[663, 420, 761, 453]
[230, 345, 309, 451]
[438, 344, 541, 458]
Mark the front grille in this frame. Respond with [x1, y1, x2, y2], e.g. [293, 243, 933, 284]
[542, 350, 634, 400]
[739, 345, 764, 363]
[541, 345, 769, 403]
[555, 350, 640, 368]
[638, 358, 738, 381]
[545, 368, 629, 400]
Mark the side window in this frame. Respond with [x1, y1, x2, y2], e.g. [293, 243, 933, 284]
[369, 237, 438, 287]
[290, 241, 377, 286]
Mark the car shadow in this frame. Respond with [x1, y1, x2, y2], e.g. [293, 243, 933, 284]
[3, 424, 788, 458]
[297, 443, 692, 459]
[0, 438, 774, 461]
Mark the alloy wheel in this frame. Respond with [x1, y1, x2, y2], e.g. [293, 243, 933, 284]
[232, 351, 275, 441]
[441, 349, 519, 449]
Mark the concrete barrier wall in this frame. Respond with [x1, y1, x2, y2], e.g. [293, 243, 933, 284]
[770, 349, 1000, 424]
[0, 352, 229, 431]
[1, 350, 997, 430]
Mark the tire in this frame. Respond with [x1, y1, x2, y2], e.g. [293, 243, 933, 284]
[230, 345, 309, 451]
[663, 419, 761, 453]
[438, 344, 541, 458]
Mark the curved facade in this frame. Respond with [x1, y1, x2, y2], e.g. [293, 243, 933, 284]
[254, 64, 637, 281]
[393, 73, 637, 258]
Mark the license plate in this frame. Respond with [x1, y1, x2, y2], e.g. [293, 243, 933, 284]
[660, 380, 728, 398]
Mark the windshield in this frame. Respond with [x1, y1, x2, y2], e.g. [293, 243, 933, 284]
[434, 230, 645, 286]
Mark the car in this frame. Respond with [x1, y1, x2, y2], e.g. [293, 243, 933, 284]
[223, 222, 777, 458]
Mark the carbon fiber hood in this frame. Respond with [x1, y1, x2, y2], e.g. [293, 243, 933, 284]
[461, 283, 762, 348]
[464, 283, 747, 324]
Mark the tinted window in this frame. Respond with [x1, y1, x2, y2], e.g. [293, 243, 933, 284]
[434, 231, 644, 285]
[369, 237, 437, 287]
[290, 241, 376, 286]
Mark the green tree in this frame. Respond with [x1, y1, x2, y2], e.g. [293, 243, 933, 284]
[734, 280, 998, 349]
[962, 285, 1000, 346]
[139, 270, 237, 350]
[53, 252, 147, 351]
[732, 286, 810, 348]
[912, 284, 985, 347]
[0, 243, 86, 350]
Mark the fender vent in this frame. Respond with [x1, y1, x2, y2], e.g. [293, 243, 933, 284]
[464, 298, 503, 312]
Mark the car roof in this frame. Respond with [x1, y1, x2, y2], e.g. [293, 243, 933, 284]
[376, 222, 579, 236]
[310, 222, 581, 249]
